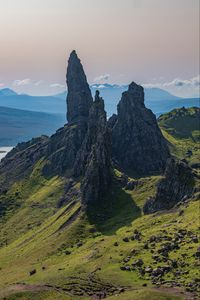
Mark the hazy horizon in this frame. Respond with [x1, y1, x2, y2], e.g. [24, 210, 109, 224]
[0, 0, 199, 97]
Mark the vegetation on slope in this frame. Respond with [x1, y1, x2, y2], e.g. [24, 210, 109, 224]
[158, 107, 200, 166]
[0, 107, 199, 299]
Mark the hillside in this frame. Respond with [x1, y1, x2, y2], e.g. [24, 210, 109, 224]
[0, 106, 65, 146]
[158, 107, 200, 166]
[0, 52, 199, 300]
[0, 93, 66, 114]
[0, 150, 199, 300]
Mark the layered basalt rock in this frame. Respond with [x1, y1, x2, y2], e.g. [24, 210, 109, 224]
[143, 158, 195, 214]
[110, 82, 170, 176]
[74, 91, 112, 203]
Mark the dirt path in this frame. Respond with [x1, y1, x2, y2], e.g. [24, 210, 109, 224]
[0, 283, 52, 298]
[0, 283, 196, 300]
[152, 286, 196, 300]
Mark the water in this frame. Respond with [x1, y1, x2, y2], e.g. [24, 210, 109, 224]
[0, 147, 13, 161]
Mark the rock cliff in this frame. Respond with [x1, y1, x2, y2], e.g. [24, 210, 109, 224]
[143, 158, 195, 214]
[110, 82, 170, 176]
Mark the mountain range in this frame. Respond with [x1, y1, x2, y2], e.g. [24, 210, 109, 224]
[0, 106, 65, 146]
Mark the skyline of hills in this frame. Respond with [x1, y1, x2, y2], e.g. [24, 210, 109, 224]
[0, 86, 199, 146]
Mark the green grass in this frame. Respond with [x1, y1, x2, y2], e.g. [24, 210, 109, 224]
[158, 106, 200, 140]
[158, 107, 200, 166]
[0, 170, 199, 299]
[0, 107, 199, 299]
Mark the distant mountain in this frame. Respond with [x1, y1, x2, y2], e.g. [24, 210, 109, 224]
[0, 106, 65, 146]
[0, 88, 18, 96]
[0, 93, 66, 114]
[144, 87, 180, 101]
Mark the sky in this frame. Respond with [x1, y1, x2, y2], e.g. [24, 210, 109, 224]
[0, 0, 199, 97]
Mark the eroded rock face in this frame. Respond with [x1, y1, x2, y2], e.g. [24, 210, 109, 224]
[110, 82, 170, 176]
[66, 50, 93, 124]
[42, 123, 87, 176]
[75, 91, 112, 203]
[143, 158, 195, 214]
[0, 136, 49, 188]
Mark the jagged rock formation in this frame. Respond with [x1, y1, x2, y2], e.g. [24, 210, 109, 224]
[109, 82, 170, 176]
[66, 50, 93, 124]
[143, 158, 195, 214]
[74, 91, 112, 203]
[42, 123, 88, 176]
[0, 51, 112, 204]
[0, 136, 49, 189]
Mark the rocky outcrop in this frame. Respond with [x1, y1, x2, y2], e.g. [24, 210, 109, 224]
[110, 82, 170, 176]
[0, 136, 49, 188]
[75, 91, 112, 203]
[66, 50, 93, 124]
[143, 158, 195, 214]
[42, 122, 87, 176]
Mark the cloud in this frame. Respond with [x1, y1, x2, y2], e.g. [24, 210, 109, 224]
[34, 80, 43, 86]
[143, 75, 200, 89]
[50, 83, 65, 88]
[94, 74, 110, 82]
[13, 78, 31, 86]
[0, 82, 5, 87]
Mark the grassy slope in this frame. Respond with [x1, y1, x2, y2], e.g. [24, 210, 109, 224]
[158, 106, 200, 165]
[0, 108, 199, 299]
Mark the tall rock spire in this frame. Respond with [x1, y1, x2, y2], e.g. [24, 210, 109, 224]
[66, 50, 93, 123]
[110, 82, 170, 176]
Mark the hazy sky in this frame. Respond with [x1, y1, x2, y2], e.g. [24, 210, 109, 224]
[0, 0, 199, 96]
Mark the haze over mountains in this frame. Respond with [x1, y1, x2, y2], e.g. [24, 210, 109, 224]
[0, 86, 199, 146]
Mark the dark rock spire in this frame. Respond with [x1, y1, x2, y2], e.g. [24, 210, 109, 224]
[110, 82, 170, 176]
[74, 90, 112, 203]
[66, 50, 93, 123]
